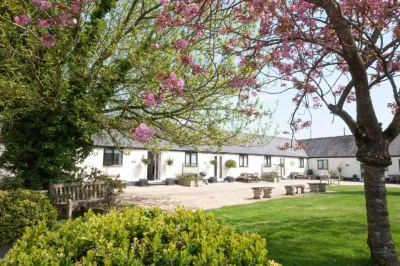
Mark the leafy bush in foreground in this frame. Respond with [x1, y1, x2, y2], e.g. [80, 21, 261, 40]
[0, 189, 57, 246]
[2, 207, 276, 265]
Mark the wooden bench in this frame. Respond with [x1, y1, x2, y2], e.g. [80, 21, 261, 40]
[49, 181, 122, 219]
[237, 173, 260, 183]
[252, 187, 275, 199]
[284, 185, 305, 196]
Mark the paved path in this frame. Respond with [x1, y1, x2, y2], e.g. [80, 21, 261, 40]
[121, 180, 386, 211]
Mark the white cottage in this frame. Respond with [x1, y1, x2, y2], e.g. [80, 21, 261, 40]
[303, 135, 400, 181]
[82, 135, 309, 185]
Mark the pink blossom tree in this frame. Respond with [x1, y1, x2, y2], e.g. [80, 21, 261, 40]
[170, 0, 400, 264]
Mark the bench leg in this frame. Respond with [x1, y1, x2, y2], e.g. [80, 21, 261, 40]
[263, 189, 272, 198]
[285, 187, 295, 196]
[67, 199, 73, 219]
[253, 190, 262, 199]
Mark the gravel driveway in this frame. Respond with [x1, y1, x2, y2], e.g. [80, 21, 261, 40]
[121, 180, 369, 211]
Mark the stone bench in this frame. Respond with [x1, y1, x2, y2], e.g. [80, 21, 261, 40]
[284, 185, 305, 196]
[251, 187, 275, 199]
[308, 183, 328, 193]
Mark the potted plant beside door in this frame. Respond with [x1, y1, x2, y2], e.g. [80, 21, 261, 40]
[337, 165, 343, 181]
[224, 160, 237, 182]
[165, 158, 175, 186]
[138, 157, 151, 187]
[209, 159, 218, 183]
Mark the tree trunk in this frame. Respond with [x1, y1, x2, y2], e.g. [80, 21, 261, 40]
[363, 164, 400, 265]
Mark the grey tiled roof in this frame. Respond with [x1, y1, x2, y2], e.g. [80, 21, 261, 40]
[302, 136, 358, 158]
[303, 135, 400, 157]
[93, 134, 308, 157]
[93, 133, 400, 158]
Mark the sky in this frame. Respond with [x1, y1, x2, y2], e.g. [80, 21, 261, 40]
[258, 79, 398, 140]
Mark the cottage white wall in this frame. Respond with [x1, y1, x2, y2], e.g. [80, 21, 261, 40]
[307, 158, 362, 180]
[385, 157, 400, 176]
[81, 148, 148, 182]
[197, 153, 219, 177]
[220, 154, 263, 177]
[159, 151, 185, 179]
[261, 156, 308, 177]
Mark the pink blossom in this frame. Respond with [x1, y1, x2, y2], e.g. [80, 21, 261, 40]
[191, 64, 204, 75]
[60, 13, 70, 26]
[149, 43, 159, 50]
[160, 72, 185, 96]
[180, 54, 193, 65]
[183, 4, 199, 20]
[160, 0, 170, 7]
[346, 92, 356, 103]
[33, 0, 52, 10]
[41, 33, 55, 47]
[141, 92, 157, 107]
[14, 14, 31, 25]
[132, 123, 155, 143]
[155, 10, 172, 31]
[37, 19, 52, 28]
[71, 0, 81, 13]
[174, 39, 189, 49]
[228, 77, 257, 88]
[158, 93, 166, 102]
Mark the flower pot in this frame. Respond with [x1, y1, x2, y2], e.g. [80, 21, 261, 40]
[165, 178, 175, 186]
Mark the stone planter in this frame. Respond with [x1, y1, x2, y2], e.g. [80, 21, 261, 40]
[165, 178, 175, 186]
[178, 179, 203, 187]
[225, 176, 235, 183]
[137, 179, 149, 187]
[208, 177, 218, 183]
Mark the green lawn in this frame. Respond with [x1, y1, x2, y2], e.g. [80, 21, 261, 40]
[208, 186, 400, 266]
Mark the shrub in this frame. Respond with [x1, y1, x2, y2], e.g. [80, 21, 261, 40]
[261, 172, 279, 181]
[0, 189, 58, 246]
[2, 207, 274, 265]
[177, 173, 202, 180]
[209, 159, 218, 165]
[225, 159, 237, 169]
[0, 176, 24, 190]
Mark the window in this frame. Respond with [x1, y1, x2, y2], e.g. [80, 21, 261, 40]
[103, 148, 123, 166]
[185, 152, 198, 167]
[239, 154, 248, 167]
[317, 159, 329, 170]
[298, 158, 304, 168]
[264, 156, 272, 167]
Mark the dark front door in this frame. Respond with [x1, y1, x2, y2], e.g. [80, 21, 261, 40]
[147, 152, 159, 180]
[214, 156, 218, 177]
[219, 156, 223, 178]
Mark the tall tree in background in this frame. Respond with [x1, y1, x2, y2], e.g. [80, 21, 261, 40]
[156, 0, 400, 265]
[0, 0, 269, 189]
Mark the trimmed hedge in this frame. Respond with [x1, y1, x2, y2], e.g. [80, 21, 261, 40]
[2, 207, 277, 265]
[0, 189, 58, 246]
